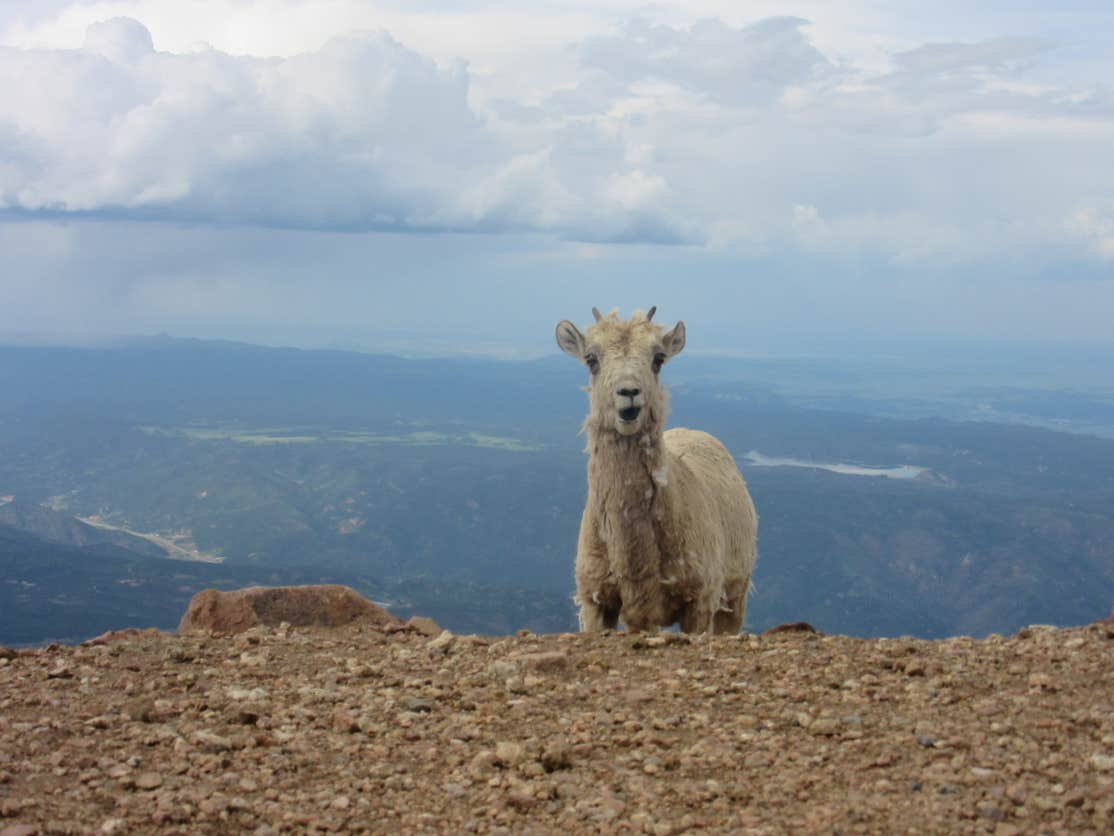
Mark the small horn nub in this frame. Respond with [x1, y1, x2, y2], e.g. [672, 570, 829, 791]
[646, 306, 657, 322]
[592, 307, 603, 322]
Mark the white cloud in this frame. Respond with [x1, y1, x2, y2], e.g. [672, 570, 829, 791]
[0, 17, 702, 242]
[0, 20, 489, 226]
[578, 17, 835, 106]
[0, 6, 1113, 265]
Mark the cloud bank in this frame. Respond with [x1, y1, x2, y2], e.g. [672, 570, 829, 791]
[1, 12, 1113, 263]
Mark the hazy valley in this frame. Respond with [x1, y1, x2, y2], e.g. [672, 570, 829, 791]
[2, 337, 1113, 645]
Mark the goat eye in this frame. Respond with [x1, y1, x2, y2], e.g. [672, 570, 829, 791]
[652, 352, 666, 372]
[585, 353, 600, 374]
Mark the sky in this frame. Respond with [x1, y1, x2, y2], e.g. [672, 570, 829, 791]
[1, 1, 1113, 357]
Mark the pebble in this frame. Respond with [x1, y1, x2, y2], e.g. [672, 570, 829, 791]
[1090, 754, 1114, 772]
[408, 617, 442, 637]
[193, 730, 235, 751]
[134, 772, 163, 791]
[507, 789, 538, 810]
[428, 631, 455, 652]
[489, 660, 519, 680]
[494, 742, 525, 767]
[810, 718, 841, 736]
[514, 651, 569, 673]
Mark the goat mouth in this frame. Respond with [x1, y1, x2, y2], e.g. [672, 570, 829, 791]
[618, 406, 642, 422]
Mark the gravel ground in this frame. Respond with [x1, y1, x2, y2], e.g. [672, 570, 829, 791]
[1, 619, 1113, 834]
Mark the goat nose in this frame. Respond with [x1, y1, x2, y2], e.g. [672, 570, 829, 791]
[618, 388, 640, 398]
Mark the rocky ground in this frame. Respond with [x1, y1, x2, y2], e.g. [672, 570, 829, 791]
[1, 618, 1113, 834]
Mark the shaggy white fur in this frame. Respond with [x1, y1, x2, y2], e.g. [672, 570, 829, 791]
[556, 308, 758, 634]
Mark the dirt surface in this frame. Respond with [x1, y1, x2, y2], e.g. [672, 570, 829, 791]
[1, 620, 1113, 834]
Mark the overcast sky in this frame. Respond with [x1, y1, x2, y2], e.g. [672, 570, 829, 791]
[2, 2, 1112, 356]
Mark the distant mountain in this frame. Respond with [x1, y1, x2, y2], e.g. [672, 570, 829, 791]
[1, 336, 1112, 644]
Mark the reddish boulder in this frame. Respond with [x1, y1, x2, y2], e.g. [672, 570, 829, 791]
[178, 585, 399, 635]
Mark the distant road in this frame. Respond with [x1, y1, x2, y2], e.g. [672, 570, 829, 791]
[77, 516, 224, 563]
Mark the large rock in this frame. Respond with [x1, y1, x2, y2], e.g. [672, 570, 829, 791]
[178, 585, 399, 635]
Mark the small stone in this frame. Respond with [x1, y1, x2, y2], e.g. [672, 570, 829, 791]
[494, 742, 525, 767]
[332, 708, 359, 733]
[233, 708, 261, 726]
[977, 803, 1004, 822]
[470, 750, 498, 776]
[428, 630, 455, 652]
[1090, 754, 1114, 772]
[404, 697, 434, 713]
[514, 651, 569, 673]
[227, 687, 268, 702]
[810, 718, 841, 736]
[164, 647, 195, 663]
[100, 819, 127, 834]
[134, 772, 163, 791]
[489, 660, 518, 680]
[331, 796, 349, 810]
[124, 699, 157, 723]
[407, 617, 442, 637]
[540, 740, 572, 772]
[1028, 673, 1055, 690]
[763, 621, 818, 635]
[193, 730, 234, 751]
[507, 789, 538, 810]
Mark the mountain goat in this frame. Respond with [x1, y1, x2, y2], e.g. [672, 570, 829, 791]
[555, 307, 758, 634]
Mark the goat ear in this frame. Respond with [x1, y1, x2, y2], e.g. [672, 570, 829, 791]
[555, 320, 586, 359]
[663, 321, 686, 357]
